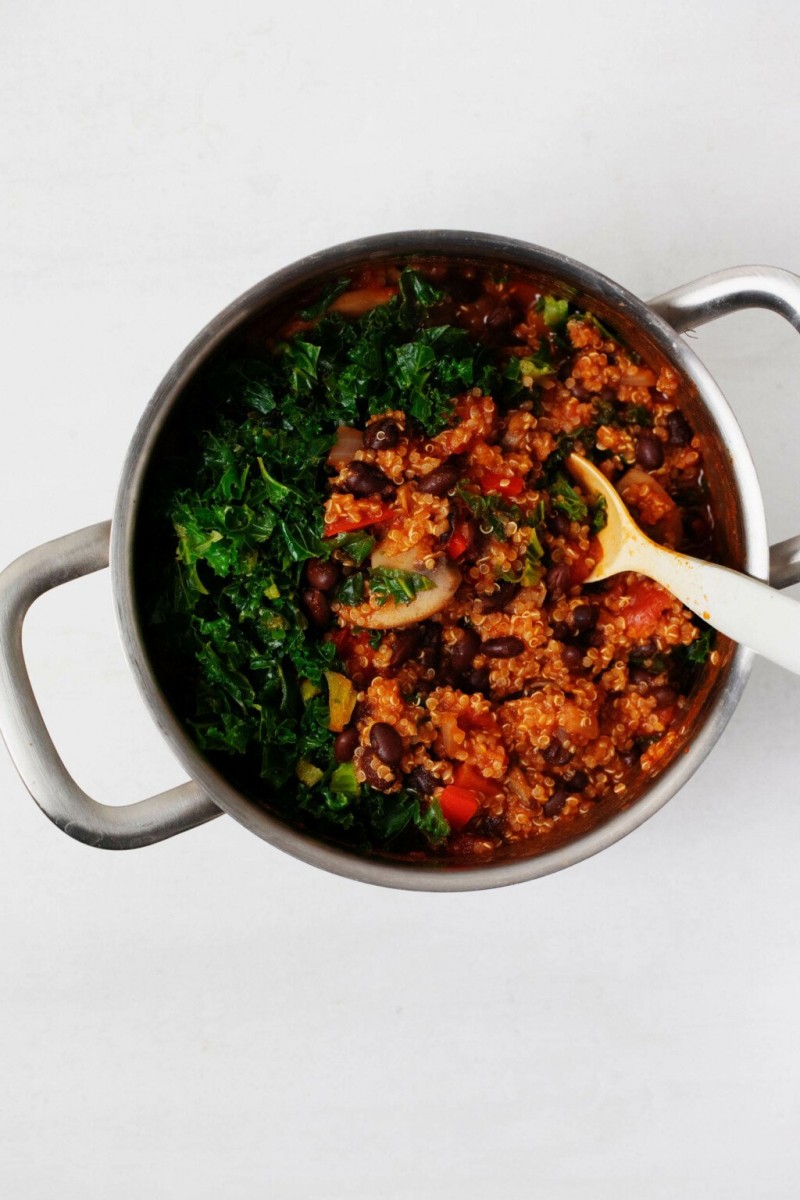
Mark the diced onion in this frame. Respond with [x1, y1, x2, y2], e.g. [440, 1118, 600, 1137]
[327, 426, 363, 470]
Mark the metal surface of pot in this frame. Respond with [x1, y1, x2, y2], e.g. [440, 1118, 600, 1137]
[2, 232, 799, 890]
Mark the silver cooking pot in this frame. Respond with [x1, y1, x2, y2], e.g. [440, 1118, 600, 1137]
[1, 232, 799, 890]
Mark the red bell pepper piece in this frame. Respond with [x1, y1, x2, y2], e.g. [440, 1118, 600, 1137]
[445, 520, 474, 560]
[324, 505, 394, 537]
[439, 784, 480, 830]
[480, 471, 524, 498]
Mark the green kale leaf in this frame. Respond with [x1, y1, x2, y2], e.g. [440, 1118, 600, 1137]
[551, 475, 589, 522]
[369, 567, 435, 606]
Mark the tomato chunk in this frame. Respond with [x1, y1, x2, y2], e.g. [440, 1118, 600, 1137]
[439, 785, 480, 830]
[623, 580, 673, 635]
[453, 763, 499, 796]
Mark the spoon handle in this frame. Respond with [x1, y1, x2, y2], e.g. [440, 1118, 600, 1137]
[638, 542, 800, 675]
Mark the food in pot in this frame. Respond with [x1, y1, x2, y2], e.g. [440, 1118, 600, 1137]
[149, 263, 715, 859]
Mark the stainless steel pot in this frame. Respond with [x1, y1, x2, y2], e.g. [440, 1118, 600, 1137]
[2, 231, 799, 891]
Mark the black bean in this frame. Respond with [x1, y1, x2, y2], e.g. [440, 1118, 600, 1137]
[343, 461, 395, 498]
[417, 463, 462, 496]
[304, 557, 340, 592]
[635, 432, 665, 471]
[482, 636, 526, 658]
[451, 627, 480, 674]
[547, 511, 571, 538]
[666, 410, 693, 446]
[543, 738, 572, 766]
[546, 562, 572, 600]
[370, 722, 403, 766]
[485, 305, 514, 330]
[652, 685, 678, 709]
[619, 746, 641, 767]
[551, 620, 572, 642]
[476, 813, 506, 838]
[562, 644, 584, 672]
[479, 581, 518, 613]
[544, 787, 569, 817]
[301, 588, 330, 629]
[588, 628, 605, 648]
[436, 663, 461, 690]
[333, 727, 359, 763]
[462, 666, 491, 695]
[629, 666, 652, 687]
[419, 623, 442, 671]
[565, 769, 589, 792]
[406, 766, 438, 795]
[389, 625, 426, 671]
[363, 418, 401, 451]
[572, 604, 597, 632]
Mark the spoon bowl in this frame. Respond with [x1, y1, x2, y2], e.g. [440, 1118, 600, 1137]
[566, 453, 800, 675]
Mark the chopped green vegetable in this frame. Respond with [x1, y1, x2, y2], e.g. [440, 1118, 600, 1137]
[542, 427, 598, 481]
[580, 312, 617, 343]
[300, 679, 321, 702]
[364, 789, 449, 844]
[551, 475, 589, 522]
[520, 523, 545, 587]
[327, 530, 375, 566]
[329, 761, 360, 798]
[517, 350, 555, 380]
[336, 573, 366, 606]
[623, 404, 653, 427]
[686, 628, 713, 663]
[296, 759, 324, 787]
[369, 567, 435, 606]
[590, 495, 608, 534]
[399, 266, 444, 311]
[281, 339, 320, 395]
[538, 295, 570, 328]
[628, 651, 668, 675]
[455, 482, 514, 540]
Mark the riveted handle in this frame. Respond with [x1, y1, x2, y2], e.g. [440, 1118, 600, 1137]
[649, 265, 800, 590]
[0, 522, 221, 848]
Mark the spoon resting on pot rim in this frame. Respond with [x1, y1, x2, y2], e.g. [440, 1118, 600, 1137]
[566, 453, 800, 676]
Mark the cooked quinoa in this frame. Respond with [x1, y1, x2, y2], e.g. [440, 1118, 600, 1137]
[151, 261, 715, 861]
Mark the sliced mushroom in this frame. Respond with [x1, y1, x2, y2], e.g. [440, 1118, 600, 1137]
[340, 545, 461, 629]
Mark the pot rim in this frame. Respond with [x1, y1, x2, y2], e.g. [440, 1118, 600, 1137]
[110, 230, 767, 891]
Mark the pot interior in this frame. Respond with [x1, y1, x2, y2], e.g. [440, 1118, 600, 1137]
[122, 237, 758, 885]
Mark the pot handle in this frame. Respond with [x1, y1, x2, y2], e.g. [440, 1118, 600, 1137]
[0, 521, 222, 848]
[649, 265, 800, 589]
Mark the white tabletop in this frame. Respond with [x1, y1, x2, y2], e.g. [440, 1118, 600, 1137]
[2, 2, 800, 1196]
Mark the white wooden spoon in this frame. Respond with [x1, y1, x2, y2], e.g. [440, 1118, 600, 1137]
[566, 453, 800, 675]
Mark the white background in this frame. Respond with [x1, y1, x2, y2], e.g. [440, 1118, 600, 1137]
[2, 2, 800, 1197]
